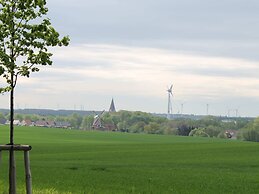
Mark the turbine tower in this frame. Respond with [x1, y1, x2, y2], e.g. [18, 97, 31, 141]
[167, 84, 173, 119]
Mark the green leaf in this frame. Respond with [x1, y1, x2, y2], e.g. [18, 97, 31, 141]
[0, 0, 70, 89]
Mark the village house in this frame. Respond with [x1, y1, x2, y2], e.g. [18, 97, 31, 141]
[34, 120, 49, 127]
[0, 118, 71, 129]
[21, 119, 34, 126]
[0, 118, 7, 125]
[55, 121, 71, 129]
[13, 120, 21, 126]
[46, 120, 56, 128]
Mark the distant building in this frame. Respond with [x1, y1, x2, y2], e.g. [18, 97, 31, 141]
[109, 98, 116, 112]
[92, 110, 105, 129]
[46, 120, 56, 128]
[55, 121, 71, 129]
[92, 115, 103, 129]
[13, 120, 21, 126]
[35, 120, 48, 127]
[0, 118, 6, 125]
[21, 119, 33, 126]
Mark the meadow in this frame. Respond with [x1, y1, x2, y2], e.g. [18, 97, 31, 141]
[0, 126, 259, 194]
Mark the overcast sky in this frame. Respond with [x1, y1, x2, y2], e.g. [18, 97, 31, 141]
[1, 0, 259, 117]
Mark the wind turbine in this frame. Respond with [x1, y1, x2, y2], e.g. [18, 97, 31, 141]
[167, 84, 173, 119]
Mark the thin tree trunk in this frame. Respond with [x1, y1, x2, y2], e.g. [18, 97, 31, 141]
[9, 1, 16, 190]
[10, 80, 14, 144]
[9, 1, 17, 193]
[9, 80, 16, 194]
[9, 148, 16, 194]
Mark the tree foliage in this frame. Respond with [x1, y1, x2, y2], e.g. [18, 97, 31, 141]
[238, 117, 259, 142]
[189, 128, 209, 137]
[0, 0, 69, 92]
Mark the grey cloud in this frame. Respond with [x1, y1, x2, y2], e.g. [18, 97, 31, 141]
[8, 0, 258, 116]
[175, 65, 259, 79]
[47, 0, 259, 62]
[48, 0, 259, 40]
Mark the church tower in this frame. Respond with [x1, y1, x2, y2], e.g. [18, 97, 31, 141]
[109, 98, 116, 112]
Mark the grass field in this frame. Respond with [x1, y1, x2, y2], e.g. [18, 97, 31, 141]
[0, 126, 259, 194]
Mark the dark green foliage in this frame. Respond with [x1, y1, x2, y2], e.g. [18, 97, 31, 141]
[68, 113, 82, 129]
[204, 125, 222, 137]
[177, 124, 194, 136]
[144, 122, 161, 134]
[128, 121, 145, 133]
[238, 117, 259, 142]
[81, 115, 94, 130]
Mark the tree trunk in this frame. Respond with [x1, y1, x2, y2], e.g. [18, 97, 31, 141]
[10, 79, 14, 144]
[9, 148, 16, 194]
[9, 2, 17, 192]
[9, 81, 16, 194]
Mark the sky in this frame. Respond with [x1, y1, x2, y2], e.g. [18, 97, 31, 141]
[1, 0, 259, 117]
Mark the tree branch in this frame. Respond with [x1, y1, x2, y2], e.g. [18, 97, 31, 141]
[14, 18, 30, 58]
[13, 72, 18, 88]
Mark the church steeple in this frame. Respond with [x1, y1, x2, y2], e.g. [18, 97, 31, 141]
[109, 98, 116, 112]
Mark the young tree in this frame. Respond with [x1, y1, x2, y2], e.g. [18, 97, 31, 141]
[0, 0, 69, 192]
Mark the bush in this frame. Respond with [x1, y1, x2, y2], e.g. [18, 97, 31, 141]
[144, 122, 162, 134]
[238, 117, 259, 142]
[217, 131, 227, 139]
[239, 128, 259, 142]
[204, 125, 222, 137]
[189, 128, 209, 138]
[163, 127, 178, 135]
[177, 124, 193, 136]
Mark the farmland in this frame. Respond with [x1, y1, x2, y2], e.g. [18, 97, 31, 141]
[0, 126, 259, 193]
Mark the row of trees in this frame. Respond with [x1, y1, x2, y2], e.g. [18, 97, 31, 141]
[1, 110, 253, 139]
[237, 117, 259, 142]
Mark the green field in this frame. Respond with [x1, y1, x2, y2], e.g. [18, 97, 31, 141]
[0, 126, 259, 194]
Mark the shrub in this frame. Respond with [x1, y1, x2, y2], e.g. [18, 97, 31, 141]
[189, 128, 209, 137]
[239, 128, 259, 142]
[238, 117, 259, 142]
[163, 127, 178, 135]
[204, 125, 222, 137]
[217, 131, 227, 139]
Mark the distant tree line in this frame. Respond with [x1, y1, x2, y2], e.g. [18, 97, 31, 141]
[1, 110, 255, 141]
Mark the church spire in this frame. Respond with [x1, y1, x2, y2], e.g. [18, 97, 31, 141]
[109, 98, 116, 112]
